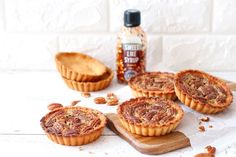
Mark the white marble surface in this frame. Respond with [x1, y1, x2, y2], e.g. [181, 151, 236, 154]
[0, 71, 236, 157]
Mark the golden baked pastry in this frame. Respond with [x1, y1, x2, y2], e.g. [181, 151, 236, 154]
[117, 97, 184, 136]
[40, 106, 106, 146]
[128, 72, 176, 100]
[55, 52, 107, 82]
[174, 70, 233, 114]
[63, 68, 114, 92]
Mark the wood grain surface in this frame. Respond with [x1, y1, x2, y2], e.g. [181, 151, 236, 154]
[224, 79, 236, 91]
[106, 113, 191, 155]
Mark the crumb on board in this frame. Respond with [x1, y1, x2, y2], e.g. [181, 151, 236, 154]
[198, 125, 205, 132]
[200, 117, 210, 122]
[205, 145, 216, 154]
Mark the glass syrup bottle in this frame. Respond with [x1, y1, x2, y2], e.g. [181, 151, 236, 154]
[116, 9, 147, 84]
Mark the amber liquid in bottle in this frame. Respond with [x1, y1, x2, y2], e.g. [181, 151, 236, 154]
[116, 9, 147, 84]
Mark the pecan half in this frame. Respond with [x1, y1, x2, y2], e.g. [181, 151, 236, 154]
[71, 100, 80, 106]
[81, 92, 91, 98]
[194, 153, 214, 157]
[200, 117, 210, 122]
[90, 118, 101, 127]
[205, 145, 216, 154]
[194, 145, 216, 157]
[106, 93, 119, 106]
[47, 103, 63, 111]
[52, 122, 64, 134]
[107, 99, 119, 106]
[198, 125, 205, 132]
[63, 129, 78, 136]
[81, 125, 93, 134]
[107, 93, 116, 98]
[94, 97, 107, 104]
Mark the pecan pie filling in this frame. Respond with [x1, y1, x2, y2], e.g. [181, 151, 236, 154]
[120, 98, 180, 126]
[179, 74, 227, 105]
[41, 108, 101, 136]
[131, 72, 174, 91]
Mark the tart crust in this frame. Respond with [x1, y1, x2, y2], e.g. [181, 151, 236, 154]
[128, 72, 176, 100]
[63, 68, 114, 92]
[55, 52, 107, 82]
[117, 97, 184, 136]
[174, 70, 233, 114]
[40, 106, 107, 146]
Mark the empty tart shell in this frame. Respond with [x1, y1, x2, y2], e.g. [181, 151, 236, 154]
[174, 69, 233, 114]
[55, 52, 107, 82]
[117, 97, 184, 136]
[128, 72, 176, 100]
[63, 68, 114, 92]
[40, 106, 107, 146]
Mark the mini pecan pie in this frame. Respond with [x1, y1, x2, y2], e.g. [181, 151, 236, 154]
[117, 97, 184, 136]
[174, 70, 233, 114]
[128, 72, 176, 100]
[40, 106, 106, 146]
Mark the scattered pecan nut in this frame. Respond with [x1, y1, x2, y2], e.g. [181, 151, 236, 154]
[106, 93, 119, 106]
[200, 117, 210, 122]
[107, 99, 119, 106]
[194, 153, 215, 157]
[209, 125, 213, 128]
[47, 103, 63, 111]
[71, 100, 80, 106]
[198, 125, 205, 132]
[94, 97, 107, 104]
[205, 145, 216, 154]
[106, 93, 116, 98]
[81, 92, 91, 98]
[194, 146, 216, 157]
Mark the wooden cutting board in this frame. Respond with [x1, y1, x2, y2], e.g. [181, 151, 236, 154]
[224, 79, 236, 91]
[106, 113, 191, 155]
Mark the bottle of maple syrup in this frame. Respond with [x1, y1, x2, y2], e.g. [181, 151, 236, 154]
[116, 9, 147, 84]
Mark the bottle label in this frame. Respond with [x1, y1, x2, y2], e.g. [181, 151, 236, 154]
[122, 42, 144, 81]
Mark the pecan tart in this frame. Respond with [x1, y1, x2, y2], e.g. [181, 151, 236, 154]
[128, 72, 176, 100]
[117, 97, 184, 136]
[55, 52, 107, 82]
[40, 106, 106, 146]
[174, 70, 233, 114]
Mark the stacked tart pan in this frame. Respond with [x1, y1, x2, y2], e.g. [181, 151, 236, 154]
[55, 52, 113, 92]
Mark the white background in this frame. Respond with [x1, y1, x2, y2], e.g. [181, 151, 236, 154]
[0, 0, 236, 72]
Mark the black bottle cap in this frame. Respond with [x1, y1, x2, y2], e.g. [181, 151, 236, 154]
[124, 9, 141, 27]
